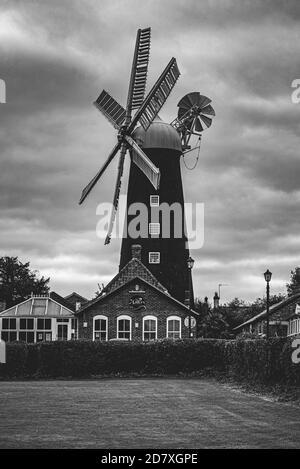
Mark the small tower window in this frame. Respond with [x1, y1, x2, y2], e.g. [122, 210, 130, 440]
[150, 195, 159, 207]
[149, 252, 160, 264]
[149, 223, 160, 236]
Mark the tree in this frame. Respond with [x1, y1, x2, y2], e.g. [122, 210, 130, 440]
[220, 297, 249, 329]
[222, 294, 285, 331]
[286, 267, 300, 296]
[195, 299, 233, 339]
[0, 257, 50, 308]
[195, 293, 286, 338]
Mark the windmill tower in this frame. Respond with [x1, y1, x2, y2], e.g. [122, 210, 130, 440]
[80, 28, 215, 304]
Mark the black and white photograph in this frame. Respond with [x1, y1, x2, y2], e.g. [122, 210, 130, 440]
[0, 0, 300, 455]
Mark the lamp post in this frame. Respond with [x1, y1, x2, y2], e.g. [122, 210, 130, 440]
[187, 256, 195, 338]
[264, 269, 272, 339]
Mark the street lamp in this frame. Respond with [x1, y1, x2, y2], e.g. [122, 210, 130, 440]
[264, 269, 272, 339]
[187, 256, 194, 338]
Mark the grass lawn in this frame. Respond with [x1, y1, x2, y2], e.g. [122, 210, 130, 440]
[0, 379, 299, 449]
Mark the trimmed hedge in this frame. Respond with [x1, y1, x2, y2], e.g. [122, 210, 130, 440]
[0, 338, 299, 385]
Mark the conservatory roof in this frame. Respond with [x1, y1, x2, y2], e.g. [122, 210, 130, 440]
[0, 294, 74, 318]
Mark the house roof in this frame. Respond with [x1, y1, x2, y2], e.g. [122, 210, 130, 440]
[50, 291, 76, 312]
[0, 293, 75, 318]
[234, 292, 300, 330]
[77, 275, 199, 317]
[64, 292, 88, 304]
[103, 256, 168, 295]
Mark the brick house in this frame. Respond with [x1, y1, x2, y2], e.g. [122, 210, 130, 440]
[234, 291, 300, 338]
[76, 245, 198, 341]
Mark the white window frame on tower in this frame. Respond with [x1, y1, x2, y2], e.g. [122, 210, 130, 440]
[149, 252, 160, 264]
[167, 316, 181, 339]
[149, 223, 160, 236]
[143, 315, 157, 341]
[93, 315, 108, 341]
[117, 315, 132, 340]
[150, 195, 159, 207]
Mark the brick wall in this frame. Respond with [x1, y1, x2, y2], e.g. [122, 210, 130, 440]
[78, 279, 196, 340]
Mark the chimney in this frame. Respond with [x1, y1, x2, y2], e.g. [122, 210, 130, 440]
[213, 292, 220, 309]
[295, 268, 300, 293]
[131, 244, 142, 261]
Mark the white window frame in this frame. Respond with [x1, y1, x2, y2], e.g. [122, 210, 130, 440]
[71, 317, 78, 339]
[167, 316, 182, 339]
[149, 252, 160, 264]
[93, 315, 108, 341]
[1, 317, 18, 342]
[288, 318, 300, 336]
[117, 315, 132, 340]
[150, 195, 159, 207]
[143, 315, 157, 341]
[149, 223, 160, 236]
[36, 318, 52, 342]
[19, 317, 35, 343]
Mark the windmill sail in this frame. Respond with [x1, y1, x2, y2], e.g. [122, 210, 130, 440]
[94, 90, 126, 129]
[104, 144, 127, 245]
[130, 58, 180, 132]
[104, 27, 152, 243]
[125, 136, 160, 190]
[79, 142, 121, 204]
[127, 27, 151, 112]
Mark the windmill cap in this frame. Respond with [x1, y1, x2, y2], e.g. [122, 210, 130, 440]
[132, 116, 182, 153]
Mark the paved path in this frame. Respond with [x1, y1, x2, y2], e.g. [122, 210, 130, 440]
[0, 379, 299, 448]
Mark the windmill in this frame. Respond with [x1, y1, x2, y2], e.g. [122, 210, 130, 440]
[171, 92, 215, 151]
[80, 27, 215, 303]
[79, 27, 180, 245]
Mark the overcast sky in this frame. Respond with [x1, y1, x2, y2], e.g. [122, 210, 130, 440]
[1, 0, 300, 303]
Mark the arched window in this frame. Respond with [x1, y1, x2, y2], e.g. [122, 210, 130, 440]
[143, 315, 157, 341]
[117, 315, 131, 340]
[167, 316, 181, 339]
[93, 315, 108, 341]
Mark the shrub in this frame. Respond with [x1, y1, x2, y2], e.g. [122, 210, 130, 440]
[0, 337, 298, 385]
[280, 338, 300, 385]
[0, 342, 29, 378]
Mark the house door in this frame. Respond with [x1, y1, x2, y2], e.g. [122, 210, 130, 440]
[57, 324, 68, 341]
